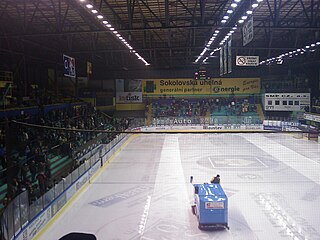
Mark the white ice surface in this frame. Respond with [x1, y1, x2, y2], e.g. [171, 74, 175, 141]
[38, 133, 320, 240]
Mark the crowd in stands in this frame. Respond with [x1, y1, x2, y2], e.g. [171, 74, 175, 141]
[150, 95, 257, 118]
[262, 77, 310, 93]
[0, 100, 130, 212]
[311, 96, 320, 114]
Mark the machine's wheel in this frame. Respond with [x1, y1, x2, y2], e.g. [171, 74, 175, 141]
[191, 205, 196, 215]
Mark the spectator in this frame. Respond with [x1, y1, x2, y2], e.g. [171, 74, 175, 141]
[29, 160, 37, 181]
[36, 172, 47, 195]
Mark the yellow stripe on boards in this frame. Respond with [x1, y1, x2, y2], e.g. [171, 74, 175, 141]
[33, 134, 138, 240]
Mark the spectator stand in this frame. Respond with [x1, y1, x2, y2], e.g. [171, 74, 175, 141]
[149, 96, 262, 126]
[0, 101, 118, 214]
[0, 131, 128, 240]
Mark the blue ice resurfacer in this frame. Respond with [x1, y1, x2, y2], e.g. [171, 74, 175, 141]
[190, 176, 229, 230]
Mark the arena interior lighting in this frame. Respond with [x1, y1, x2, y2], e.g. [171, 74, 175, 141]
[259, 41, 320, 65]
[79, 0, 150, 66]
[195, 0, 264, 64]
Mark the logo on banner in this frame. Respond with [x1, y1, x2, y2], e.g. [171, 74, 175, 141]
[63, 54, 76, 78]
[117, 92, 142, 103]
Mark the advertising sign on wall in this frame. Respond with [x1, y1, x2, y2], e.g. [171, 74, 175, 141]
[243, 16, 253, 46]
[63, 54, 76, 78]
[304, 113, 320, 123]
[116, 92, 142, 103]
[227, 38, 232, 74]
[142, 78, 260, 95]
[116, 79, 143, 103]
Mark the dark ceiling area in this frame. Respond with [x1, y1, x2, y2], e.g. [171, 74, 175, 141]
[0, 0, 319, 73]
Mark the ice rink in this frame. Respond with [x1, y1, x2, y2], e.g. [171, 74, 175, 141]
[38, 133, 320, 240]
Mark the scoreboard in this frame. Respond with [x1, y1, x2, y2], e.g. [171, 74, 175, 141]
[263, 93, 310, 111]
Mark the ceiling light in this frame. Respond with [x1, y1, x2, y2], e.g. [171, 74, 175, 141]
[252, 3, 258, 8]
[231, 3, 238, 8]
[227, 9, 233, 14]
[257, 0, 263, 2]
[221, 19, 227, 23]
[102, 21, 108, 24]
[86, 4, 93, 8]
[238, 19, 244, 23]
[91, 9, 98, 14]
[106, 24, 112, 27]
[97, 15, 103, 19]
[305, 46, 310, 48]
[110, 27, 115, 31]
[311, 44, 316, 47]
[247, 10, 253, 14]
[215, 30, 220, 33]
[223, 16, 229, 19]
[242, 16, 248, 20]
[113, 31, 118, 34]
[235, 0, 241, 2]
[316, 42, 320, 45]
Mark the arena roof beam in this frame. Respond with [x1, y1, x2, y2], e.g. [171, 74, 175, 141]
[199, 0, 206, 25]
[101, 0, 126, 28]
[177, 0, 194, 18]
[127, 0, 135, 29]
[299, 0, 311, 26]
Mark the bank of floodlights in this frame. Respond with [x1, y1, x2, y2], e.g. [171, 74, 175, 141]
[260, 41, 320, 65]
[78, 0, 150, 66]
[195, 0, 264, 64]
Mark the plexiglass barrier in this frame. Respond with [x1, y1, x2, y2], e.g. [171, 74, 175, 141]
[1, 133, 128, 240]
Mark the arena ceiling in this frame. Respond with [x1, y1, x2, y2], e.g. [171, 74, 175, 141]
[0, 0, 319, 71]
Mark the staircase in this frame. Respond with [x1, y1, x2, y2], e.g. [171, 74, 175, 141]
[145, 104, 152, 126]
[255, 104, 265, 121]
